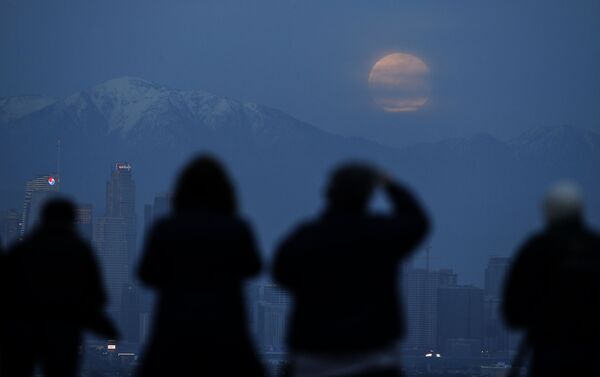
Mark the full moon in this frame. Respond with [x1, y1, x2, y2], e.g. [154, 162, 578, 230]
[368, 52, 430, 112]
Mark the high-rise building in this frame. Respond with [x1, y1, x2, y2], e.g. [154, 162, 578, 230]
[143, 194, 170, 234]
[94, 216, 130, 313]
[105, 162, 137, 263]
[403, 268, 457, 354]
[483, 256, 516, 356]
[76, 204, 93, 240]
[437, 285, 484, 357]
[20, 175, 60, 236]
[93, 162, 138, 341]
[485, 257, 511, 298]
[253, 284, 292, 352]
[121, 284, 141, 344]
[403, 268, 435, 353]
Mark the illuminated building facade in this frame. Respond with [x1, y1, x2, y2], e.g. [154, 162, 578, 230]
[20, 175, 60, 236]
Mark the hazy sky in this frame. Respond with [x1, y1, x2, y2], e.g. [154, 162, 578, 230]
[2, 0, 600, 146]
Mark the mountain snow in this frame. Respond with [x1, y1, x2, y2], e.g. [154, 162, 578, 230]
[86, 77, 263, 133]
[0, 95, 57, 123]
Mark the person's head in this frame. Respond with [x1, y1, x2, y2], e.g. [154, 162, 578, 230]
[543, 181, 584, 227]
[41, 199, 76, 228]
[173, 155, 237, 214]
[325, 162, 377, 212]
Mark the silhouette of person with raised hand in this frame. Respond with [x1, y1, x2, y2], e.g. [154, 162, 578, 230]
[136, 155, 265, 377]
[1, 199, 117, 377]
[274, 163, 430, 377]
[503, 182, 600, 377]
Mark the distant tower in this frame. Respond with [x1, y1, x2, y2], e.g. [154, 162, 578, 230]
[437, 284, 484, 357]
[483, 256, 513, 356]
[75, 204, 94, 240]
[485, 256, 511, 298]
[20, 175, 60, 236]
[143, 193, 170, 238]
[256, 284, 292, 352]
[93, 162, 138, 340]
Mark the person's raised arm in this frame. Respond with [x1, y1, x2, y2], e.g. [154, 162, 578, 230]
[380, 175, 430, 251]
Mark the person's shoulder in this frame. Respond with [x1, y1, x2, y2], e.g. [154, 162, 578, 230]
[584, 226, 600, 239]
[513, 231, 548, 261]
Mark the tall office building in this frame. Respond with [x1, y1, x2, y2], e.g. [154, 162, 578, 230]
[437, 285, 484, 357]
[403, 268, 457, 354]
[483, 256, 514, 356]
[105, 162, 137, 264]
[75, 204, 93, 240]
[485, 257, 511, 298]
[143, 194, 170, 235]
[253, 284, 292, 352]
[93, 162, 138, 342]
[20, 175, 60, 236]
[94, 216, 130, 311]
[121, 284, 141, 344]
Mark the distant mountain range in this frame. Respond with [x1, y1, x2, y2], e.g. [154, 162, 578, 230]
[2, 77, 599, 284]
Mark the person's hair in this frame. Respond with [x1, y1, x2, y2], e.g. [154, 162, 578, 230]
[173, 155, 237, 214]
[326, 162, 377, 211]
[543, 181, 583, 226]
[41, 199, 76, 226]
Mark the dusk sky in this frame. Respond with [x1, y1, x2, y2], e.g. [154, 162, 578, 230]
[2, 0, 600, 147]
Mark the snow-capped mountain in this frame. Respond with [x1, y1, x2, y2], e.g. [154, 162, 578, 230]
[1, 77, 599, 283]
[0, 95, 57, 124]
[87, 77, 257, 134]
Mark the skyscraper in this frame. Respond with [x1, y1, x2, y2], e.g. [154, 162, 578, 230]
[105, 162, 137, 264]
[75, 204, 93, 240]
[483, 256, 514, 356]
[437, 285, 484, 357]
[485, 257, 511, 298]
[20, 174, 60, 236]
[93, 162, 138, 342]
[403, 268, 457, 354]
[94, 216, 130, 312]
[143, 193, 170, 235]
[252, 284, 291, 352]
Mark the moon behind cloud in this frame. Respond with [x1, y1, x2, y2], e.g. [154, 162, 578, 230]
[368, 53, 430, 112]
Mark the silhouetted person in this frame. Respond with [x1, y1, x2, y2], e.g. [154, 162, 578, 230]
[136, 155, 264, 377]
[503, 182, 600, 377]
[273, 163, 430, 377]
[1, 199, 117, 377]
